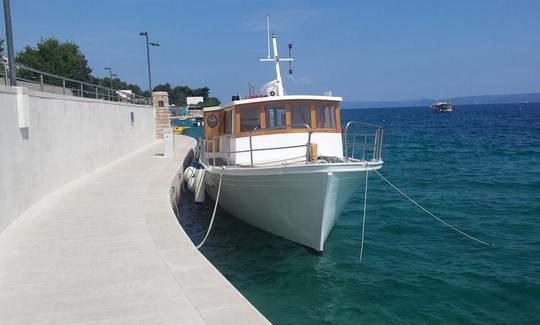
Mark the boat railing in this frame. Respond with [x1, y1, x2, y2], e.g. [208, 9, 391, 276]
[201, 123, 312, 167]
[343, 121, 384, 162]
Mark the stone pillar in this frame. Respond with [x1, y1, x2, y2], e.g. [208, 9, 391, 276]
[152, 91, 172, 139]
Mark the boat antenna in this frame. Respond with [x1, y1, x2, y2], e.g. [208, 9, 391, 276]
[260, 30, 294, 96]
[247, 81, 255, 97]
[266, 16, 271, 59]
[288, 43, 293, 74]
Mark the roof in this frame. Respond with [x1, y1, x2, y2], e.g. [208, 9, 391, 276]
[203, 95, 343, 112]
[203, 106, 222, 112]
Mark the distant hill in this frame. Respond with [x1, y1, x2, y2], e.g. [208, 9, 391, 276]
[342, 92, 540, 109]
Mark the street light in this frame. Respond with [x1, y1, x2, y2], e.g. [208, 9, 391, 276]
[2, 0, 17, 86]
[104, 67, 113, 89]
[139, 32, 159, 104]
[104, 67, 113, 100]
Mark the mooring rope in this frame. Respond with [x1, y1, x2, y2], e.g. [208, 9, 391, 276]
[359, 171, 369, 262]
[374, 170, 489, 246]
[173, 169, 186, 219]
[172, 188, 180, 218]
[196, 169, 224, 249]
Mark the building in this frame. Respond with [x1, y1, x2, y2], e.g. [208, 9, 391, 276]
[186, 96, 204, 107]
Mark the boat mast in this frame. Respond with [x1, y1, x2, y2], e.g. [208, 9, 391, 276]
[260, 18, 293, 96]
[266, 16, 271, 60]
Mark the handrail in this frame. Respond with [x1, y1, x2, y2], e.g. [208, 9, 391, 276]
[201, 121, 383, 167]
[344, 121, 382, 130]
[203, 123, 313, 167]
[205, 142, 308, 155]
[343, 120, 384, 161]
[1, 62, 150, 104]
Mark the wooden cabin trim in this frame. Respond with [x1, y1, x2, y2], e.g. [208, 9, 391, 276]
[310, 103, 317, 131]
[285, 103, 292, 128]
[208, 99, 341, 139]
[335, 104, 341, 130]
[234, 107, 241, 134]
[259, 105, 267, 129]
[314, 102, 340, 131]
[234, 128, 340, 138]
[203, 109, 223, 151]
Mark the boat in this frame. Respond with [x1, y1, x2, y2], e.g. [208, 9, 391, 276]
[173, 126, 188, 134]
[430, 102, 453, 112]
[185, 32, 384, 253]
[192, 116, 204, 127]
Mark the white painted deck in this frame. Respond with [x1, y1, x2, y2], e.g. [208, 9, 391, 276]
[0, 136, 269, 324]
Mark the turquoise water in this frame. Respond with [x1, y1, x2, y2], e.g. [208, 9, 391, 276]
[177, 104, 540, 324]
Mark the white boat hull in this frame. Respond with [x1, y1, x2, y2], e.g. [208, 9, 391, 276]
[203, 162, 382, 252]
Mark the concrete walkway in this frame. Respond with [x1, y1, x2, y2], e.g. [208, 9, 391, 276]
[0, 136, 269, 324]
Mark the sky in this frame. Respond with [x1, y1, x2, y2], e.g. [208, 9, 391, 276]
[2, 0, 539, 102]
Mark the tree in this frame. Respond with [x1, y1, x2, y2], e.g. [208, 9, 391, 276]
[205, 96, 220, 107]
[16, 38, 92, 82]
[153, 83, 173, 94]
[88, 75, 146, 98]
[13, 38, 221, 105]
[153, 83, 220, 107]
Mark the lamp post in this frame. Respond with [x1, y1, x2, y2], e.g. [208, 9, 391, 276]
[139, 32, 159, 104]
[2, 0, 17, 86]
[104, 67, 113, 88]
[104, 67, 113, 100]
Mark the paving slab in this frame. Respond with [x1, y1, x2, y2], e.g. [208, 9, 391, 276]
[0, 136, 269, 324]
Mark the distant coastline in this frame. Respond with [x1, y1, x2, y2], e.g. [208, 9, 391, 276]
[342, 92, 540, 109]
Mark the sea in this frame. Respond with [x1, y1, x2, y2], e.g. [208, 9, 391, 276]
[175, 103, 540, 324]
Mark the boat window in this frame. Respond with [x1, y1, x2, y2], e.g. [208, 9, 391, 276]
[266, 106, 286, 129]
[316, 104, 336, 129]
[224, 110, 232, 134]
[291, 103, 311, 128]
[239, 108, 260, 132]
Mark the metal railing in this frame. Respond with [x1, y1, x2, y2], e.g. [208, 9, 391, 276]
[201, 124, 313, 167]
[198, 121, 384, 167]
[343, 121, 384, 162]
[0, 63, 150, 105]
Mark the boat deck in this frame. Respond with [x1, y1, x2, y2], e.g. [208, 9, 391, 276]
[0, 136, 268, 324]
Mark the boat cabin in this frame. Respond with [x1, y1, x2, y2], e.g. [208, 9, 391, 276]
[203, 95, 343, 166]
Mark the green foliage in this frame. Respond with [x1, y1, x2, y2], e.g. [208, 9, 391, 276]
[12, 37, 220, 104]
[89, 75, 145, 95]
[153, 83, 220, 107]
[205, 96, 221, 107]
[16, 38, 92, 82]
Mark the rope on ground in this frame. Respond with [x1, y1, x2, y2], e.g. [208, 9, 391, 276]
[374, 170, 489, 246]
[360, 171, 369, 262]
[196, 168, 224, 249]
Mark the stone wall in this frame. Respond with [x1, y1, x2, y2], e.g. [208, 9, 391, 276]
[153, 91, 171, 139]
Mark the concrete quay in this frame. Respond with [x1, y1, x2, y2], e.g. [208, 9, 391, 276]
[0, 136, 269, 324]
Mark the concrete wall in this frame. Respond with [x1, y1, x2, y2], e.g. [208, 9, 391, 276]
[0, 85, 155, 232]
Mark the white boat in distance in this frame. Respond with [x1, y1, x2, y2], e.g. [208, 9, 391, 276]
[431, 102, 453, 112]
[190, 32, 384, 253]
